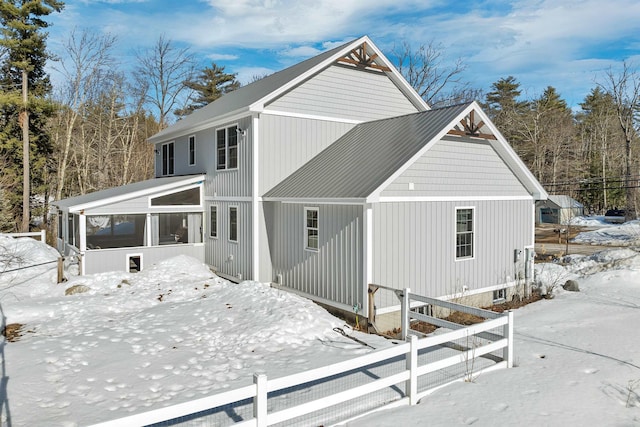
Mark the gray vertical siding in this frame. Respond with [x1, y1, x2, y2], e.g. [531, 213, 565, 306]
[83, 245, 205, 275]
[381, 137, 531, 198]
[266, 65, 419, 121]
[258, 114, 355, 194]
[205, 200, 253, 280]
[269, 203, 364, 310]
[205, 116, 254, 198]
[371, 199, 534, 309]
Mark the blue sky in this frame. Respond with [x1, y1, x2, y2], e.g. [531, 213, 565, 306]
[46, 0, 640, 109]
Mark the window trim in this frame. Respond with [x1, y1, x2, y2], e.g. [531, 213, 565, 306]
[216, 125, 239, 171]
[161, 141, 175, 176]
[210, 205, 218, 239]
[188, 135, 196, 166]
[228, 205, 238, 243]
[304, 207, 319, 252]
[455, 206, 475, 261]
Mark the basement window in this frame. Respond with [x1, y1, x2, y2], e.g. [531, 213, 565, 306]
[493, 288, 506, 302]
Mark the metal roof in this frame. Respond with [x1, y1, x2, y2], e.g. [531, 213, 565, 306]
[547, 195, 584, 209]
[263, 103, 472, 200]
[54, 175, 205, 212]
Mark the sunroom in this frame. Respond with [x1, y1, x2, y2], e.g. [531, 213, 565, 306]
[54, 175, 206, 275]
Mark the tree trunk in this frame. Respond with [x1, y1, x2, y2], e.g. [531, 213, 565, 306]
[21, 69, 30, 232]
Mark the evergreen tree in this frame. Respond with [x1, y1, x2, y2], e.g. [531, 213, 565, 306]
[483, 76, 528, 146]
[0, 0, 64, 230]
[175, 62, 239, 117]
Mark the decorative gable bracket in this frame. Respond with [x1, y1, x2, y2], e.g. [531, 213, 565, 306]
[336, 42, 391, 72]
[447, 110, 496, 140]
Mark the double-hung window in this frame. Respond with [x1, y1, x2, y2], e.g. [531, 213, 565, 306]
[229, 206, 238, 242]
[216, 125, 239, 170]
[188, 135, 196, 166]
[210, 205, 218, 238]
[305, 207, 319, 251]
[456, 208, 474, 259]
[161, 142, 175, 175]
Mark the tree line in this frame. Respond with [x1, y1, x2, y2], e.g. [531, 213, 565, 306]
[1, 0, 639, 235]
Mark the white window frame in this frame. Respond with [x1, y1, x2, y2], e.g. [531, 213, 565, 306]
[304, 207, 319, 251]
[188, 135, 196, 166]
[228, 206, 238, 243]
[455, 207, 475, 260]
[210, 205, 218, 239]
[126, 253, 143, 273]
[161, 141, 175, 176]
[216, 125, 239, 171]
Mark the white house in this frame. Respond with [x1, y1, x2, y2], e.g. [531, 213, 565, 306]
[55, 35, 547, 319]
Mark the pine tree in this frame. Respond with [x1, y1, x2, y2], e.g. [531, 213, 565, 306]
[483, 76, 528, 146]
[0, 0, 64, 231]
[175, 63, 239, 117]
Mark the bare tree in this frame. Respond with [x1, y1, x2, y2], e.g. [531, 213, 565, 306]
[134, 35, 194, 128]
[392, 40, 469, 107]
[51, 28, 116, 200]
[600, 62, 640, 220]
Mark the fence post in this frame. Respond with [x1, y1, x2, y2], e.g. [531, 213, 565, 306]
[57, 257, 64, 284]
[401, 288, 410, 340]
[40, 229, 46, 242]
[503, 311, 514, 368]
[405, 334, 418, 405]
[254, 373, 267, 427]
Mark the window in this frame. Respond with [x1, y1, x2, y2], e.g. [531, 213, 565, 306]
[305, 207, 319, 250]
[188, 135, 196, 166]
[150, 187, 200, 206]
[57, 210, 63, 239]
[493, 288, 506, 302]
[456, 208, 474, 259]
[216, 125, 239, 170]
[229, 206, 238, 242]
[161, 142, 175, 175]
[210, 205, 218, 238]
[86, 214, 146, 249]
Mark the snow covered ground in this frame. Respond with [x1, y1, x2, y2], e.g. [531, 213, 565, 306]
[573, 219, 640, 246]
[1, 217, 640, 426]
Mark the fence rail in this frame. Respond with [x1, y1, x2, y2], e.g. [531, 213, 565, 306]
[0, 230, 46, 242]
[89, 288, 513, 427]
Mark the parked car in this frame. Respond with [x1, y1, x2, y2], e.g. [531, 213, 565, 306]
[604, 209, 626, 224]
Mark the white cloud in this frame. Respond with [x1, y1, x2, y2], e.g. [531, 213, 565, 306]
[234, 66, 276, 85]
[207, 53, 240, 61]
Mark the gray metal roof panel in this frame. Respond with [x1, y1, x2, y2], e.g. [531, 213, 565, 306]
[264, 103, 471, 199]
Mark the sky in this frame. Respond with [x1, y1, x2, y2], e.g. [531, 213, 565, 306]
[43, 1, 640, 108]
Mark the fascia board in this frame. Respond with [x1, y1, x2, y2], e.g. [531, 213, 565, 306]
[148, 108, 251, 144]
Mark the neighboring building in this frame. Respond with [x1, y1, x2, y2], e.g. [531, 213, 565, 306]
[55, 35, 547, 319]
[536, 195, 584, 224]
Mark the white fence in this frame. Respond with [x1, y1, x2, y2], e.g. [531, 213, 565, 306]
[0, 230, 46, 242]
[90, 289, 513, 427]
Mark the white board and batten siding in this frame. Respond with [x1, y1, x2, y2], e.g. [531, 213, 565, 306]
[266, 65, 420, 122]
[381, 137, 531, 198]
[268, 203, 364, 311]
